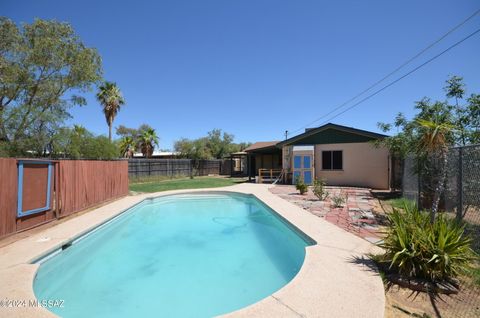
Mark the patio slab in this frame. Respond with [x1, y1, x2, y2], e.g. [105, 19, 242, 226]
[269, 185, 384, 241]
[0, 183, 385, 318]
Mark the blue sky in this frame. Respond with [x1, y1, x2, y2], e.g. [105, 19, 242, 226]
[2, 0, 479, 149]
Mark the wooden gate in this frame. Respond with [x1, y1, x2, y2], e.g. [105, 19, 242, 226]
[0, 158, 129, 239]
[16, 160, 58, 231]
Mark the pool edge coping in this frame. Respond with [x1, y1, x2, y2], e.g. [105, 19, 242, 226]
[0, 183, 385, 318]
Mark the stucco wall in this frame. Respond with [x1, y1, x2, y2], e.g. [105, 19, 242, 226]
[313, 142, 390, 189]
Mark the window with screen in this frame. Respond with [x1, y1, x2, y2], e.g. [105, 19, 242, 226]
[322, 150, 343, 170]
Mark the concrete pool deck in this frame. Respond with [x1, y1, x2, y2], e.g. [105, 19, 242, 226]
[0, 183, 385, 318]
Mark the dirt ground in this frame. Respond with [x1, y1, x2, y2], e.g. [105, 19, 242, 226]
[384, 283, 480, 318]
[375, 194, 480, 318]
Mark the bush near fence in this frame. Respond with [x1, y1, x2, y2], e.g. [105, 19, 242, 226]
[401, 144, 480, 317]
[402, 144, 480, 221]
[128, 159, 229, 182]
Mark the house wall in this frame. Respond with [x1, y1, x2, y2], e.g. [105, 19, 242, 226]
[313, 142, 389, 189]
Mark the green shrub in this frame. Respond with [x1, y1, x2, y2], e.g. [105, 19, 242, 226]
[376, 203, 477, 282]
[331, 194, 346, 208]
[295, 176, 308, 195]
[313, 178, 329, 200]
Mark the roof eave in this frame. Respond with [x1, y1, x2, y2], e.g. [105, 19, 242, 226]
[244, 145, 279, 153]
[277, 123, 388, 147]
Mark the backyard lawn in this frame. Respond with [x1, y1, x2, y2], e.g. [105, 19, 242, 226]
[129, 176, 246, 193]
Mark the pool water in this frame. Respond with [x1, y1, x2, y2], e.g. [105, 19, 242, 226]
[34, 193, 314, 318]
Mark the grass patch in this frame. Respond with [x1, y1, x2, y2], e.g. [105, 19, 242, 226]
[129, 177, 245, 193]
[386, 197, 416, 210]
[129, 174, 189, 184]
[471, 264, 480, 287]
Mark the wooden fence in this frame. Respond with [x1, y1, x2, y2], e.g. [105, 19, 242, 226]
[58, 160, 129, 217]
[128, 159, 225, 179]
[0, 158, 18, 238]
[0, 158, 129, 239]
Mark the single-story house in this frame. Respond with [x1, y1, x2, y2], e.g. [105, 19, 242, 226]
[133, 151, 180, 159]
[244, 123, 391, 189]
[243, 141, 282, 181]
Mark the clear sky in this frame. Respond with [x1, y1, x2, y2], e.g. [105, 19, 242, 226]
[2, 0, 479, 149]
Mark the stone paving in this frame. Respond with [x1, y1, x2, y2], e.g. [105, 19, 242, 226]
[269, 185, 383, 243]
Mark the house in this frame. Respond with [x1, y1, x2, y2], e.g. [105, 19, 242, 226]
[243, 141, 282, 182]
[133, 151, 180, 159]
[245, 123, 391, 189]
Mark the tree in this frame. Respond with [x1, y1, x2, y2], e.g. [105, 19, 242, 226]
[49, 125, 118, 159]
[379, 76, 479, 154]
[206, 129, 234, 159]
[138, 128, 159, 158]
[234, 142, 252, 152]
[0, 18, 102, 156]
[416, 119, 454, 222]
[96, 81, 125, 141]
[174, 129, 249, 160]
[116, 125, 138, 139]
[116, 124, 153, 139]
[467, 94, 480, 142]
[377, 76, 478, 219]
[174, 137, 210, 159]
[119, 136, 136, 158]
[115, 123, 156, 157]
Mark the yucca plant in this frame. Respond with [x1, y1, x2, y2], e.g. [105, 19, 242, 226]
[425, 214, 476, 281]
[376, 202, 477, 283]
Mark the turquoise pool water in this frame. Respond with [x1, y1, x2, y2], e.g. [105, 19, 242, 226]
[34, 192, 314, 318]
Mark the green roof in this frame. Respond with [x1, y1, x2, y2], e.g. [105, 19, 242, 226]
[277, 123, 387, 147]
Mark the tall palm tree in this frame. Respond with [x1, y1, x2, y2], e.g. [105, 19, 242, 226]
[96, 81, 125, 141]
[138, 128, 159, 158]
[119, 136, 136, 158]
[416, 119, 454, 223]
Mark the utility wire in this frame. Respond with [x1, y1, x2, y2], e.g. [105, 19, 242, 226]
[287, 8, 480, 136]
[318, 27, 480, 125]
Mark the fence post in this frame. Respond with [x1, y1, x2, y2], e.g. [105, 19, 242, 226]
[167, 159, 170, 178]
[456, 147, 463, 221]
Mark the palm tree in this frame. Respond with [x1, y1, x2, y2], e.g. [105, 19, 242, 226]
[96, 82, 125, 141]
[416, 119, 454, 223]
[138, 128, 159, 158]
[119, 136, 136, 158]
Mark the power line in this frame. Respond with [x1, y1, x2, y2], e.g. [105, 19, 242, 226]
[318, 27, 480, 125]
[287, 8, 480, 136]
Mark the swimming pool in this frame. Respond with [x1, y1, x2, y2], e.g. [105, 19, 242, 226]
[33, 192, 315, 318]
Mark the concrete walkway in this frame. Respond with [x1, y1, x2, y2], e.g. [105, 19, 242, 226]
[269, 185, 383, 243]
[0, 183, 385, 318]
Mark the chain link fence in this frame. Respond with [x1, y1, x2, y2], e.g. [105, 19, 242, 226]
[402, 144, 480, 317]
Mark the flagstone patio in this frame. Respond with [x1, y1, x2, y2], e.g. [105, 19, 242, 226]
[269, 185, 384, 243]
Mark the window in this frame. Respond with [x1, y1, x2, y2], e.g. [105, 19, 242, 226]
[322, 150, 343, 170]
